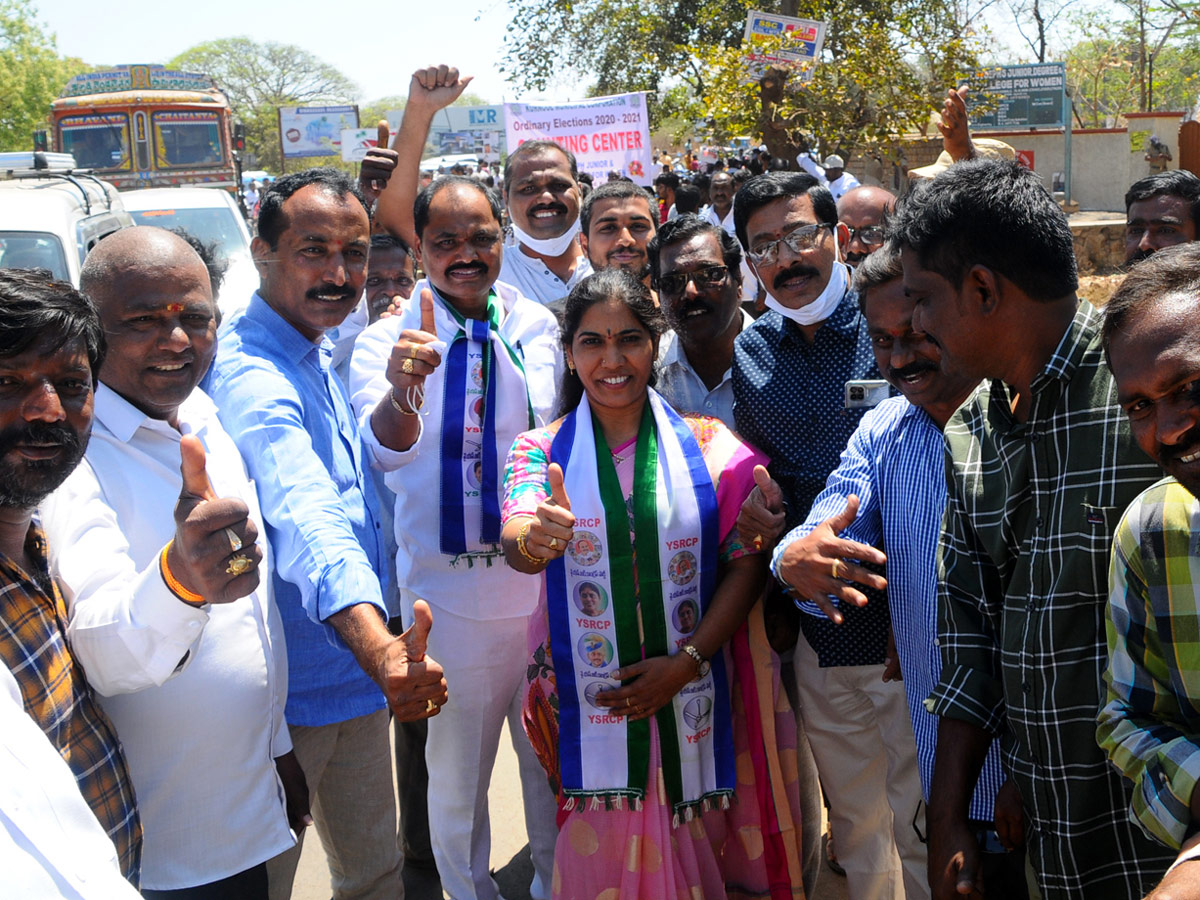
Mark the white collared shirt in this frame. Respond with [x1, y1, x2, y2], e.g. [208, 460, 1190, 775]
[0, 662, 141, 900]
[40, 385, 293, 890]
[498, 238, 593, 305]
[349, 279, 563, 620]
[656, 310, 753, 428]
[701, 206, 760, 305]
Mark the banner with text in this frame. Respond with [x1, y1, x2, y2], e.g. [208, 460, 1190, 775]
[743, 10, 827, 83]
[504, 93, 652, 183]
[969, 63, 1066, 129]
[278, 105, 359, 159]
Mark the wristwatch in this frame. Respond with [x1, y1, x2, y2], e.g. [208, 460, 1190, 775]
[681, 644, 710, 679]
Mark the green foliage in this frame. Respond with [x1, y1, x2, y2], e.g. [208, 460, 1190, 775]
[0, 0, 89, 151]
[170, 38, 359, 172]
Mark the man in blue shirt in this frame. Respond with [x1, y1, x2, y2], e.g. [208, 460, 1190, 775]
[207, 168, 448, 900]
[771, 247, 1028, 897]
[730, 171, 905, 897]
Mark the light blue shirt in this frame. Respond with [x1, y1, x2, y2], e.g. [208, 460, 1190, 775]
[207, 294, 389, 727]
[772, 395, 1005, 821]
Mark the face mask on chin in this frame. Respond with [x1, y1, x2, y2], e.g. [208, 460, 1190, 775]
[511, 218, 582, 258]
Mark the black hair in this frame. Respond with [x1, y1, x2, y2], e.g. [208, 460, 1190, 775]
[1124, 169, 1200, 230]
[580, 180, 657, 235]
[887, 158, 1076, 301]
[413, 175, 503, 238]
[647, 214, 743, 289]
[503, 140, 578, 197]
[674, 184, 701, 215]
[257, 168, 369, 251]
[767, 157, 791, 171]
[170, 228, 229, 297]
[0, 268, 105, 376]
[1102, 242, 1200, 356]
[369, 232, 416, 274]
[732, 172, 836, 251]
[654, 172, 680, 190]
[556, 268, 667, 417]
[853, 243, 904, 310]
[732, 167, 751, 187]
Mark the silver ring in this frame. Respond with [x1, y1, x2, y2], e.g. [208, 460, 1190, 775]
[224, 528, 243, 553]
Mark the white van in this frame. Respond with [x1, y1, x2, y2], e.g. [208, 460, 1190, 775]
[0, 152, 133, 285]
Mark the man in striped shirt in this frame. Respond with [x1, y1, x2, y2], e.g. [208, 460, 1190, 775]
[770, 246, 1026, 898]
[892, 158, 1174, 899]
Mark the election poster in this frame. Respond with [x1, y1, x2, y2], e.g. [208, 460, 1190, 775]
[743, 10, 827, 83]
[504, 93, 653, 183]
[340, 125, 397, 162]
[278, 105, 359, 159]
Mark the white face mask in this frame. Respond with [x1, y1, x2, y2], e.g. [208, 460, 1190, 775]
[761, 230, 847, 326]
[510, 217, 582, 258]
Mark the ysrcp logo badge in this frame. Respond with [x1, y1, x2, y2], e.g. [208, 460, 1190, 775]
[470, 359, 484, 387]
[683, 696, 712, 730]
[668, 550, 697, 586]
[569, 531, 602, 567]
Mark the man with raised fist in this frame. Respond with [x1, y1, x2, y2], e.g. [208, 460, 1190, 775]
[352, 71, 562, 899]
[207, 170, 447, 900]
[43, 226, 291, 898]
[0, 267, 141, 889]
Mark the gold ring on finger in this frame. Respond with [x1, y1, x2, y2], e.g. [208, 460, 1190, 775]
[410, 345, 420, 359]
[401, 357, 415, 376]
[426, 698, 436, 713]
[831, 559, 841, 580]
[548, 536, 559, 550]
[226, 554, 254, 576]
[224, 527, 243, 553]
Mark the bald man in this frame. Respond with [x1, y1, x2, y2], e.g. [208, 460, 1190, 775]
[837, 186, 896, 267]
[42, 227, 302, 899]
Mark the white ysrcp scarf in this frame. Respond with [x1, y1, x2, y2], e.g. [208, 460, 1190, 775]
[510, 217, 582, 258]
[762, 235, 849, 327]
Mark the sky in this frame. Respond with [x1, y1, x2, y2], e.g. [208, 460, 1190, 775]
[36, 0, 579, 106]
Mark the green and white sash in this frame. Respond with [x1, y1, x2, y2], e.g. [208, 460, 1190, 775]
[546, 390, 734, 816]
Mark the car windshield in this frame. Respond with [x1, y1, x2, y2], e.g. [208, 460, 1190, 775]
[126, 206, 250, 260]
[0, 232, 70, 281]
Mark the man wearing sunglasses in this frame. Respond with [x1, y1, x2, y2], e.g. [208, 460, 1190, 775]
[731, 171, 913, 899]
[838, 186, 896, 267]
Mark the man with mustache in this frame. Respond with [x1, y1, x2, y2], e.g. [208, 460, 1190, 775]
[730, 171, 904, 897]
[838, 186, 896, 268]
[42, 227, 296, 898]
[1098, 243, 1200, 899]
[206, 169, 448, 900]
[770, 247, 1028, 899]
[0, 268, 141, 888]
[352, 66, 562, 900]
[650, 215, 750, 427]
[1124, 170, 1200, 265]
[579, 179, 658, 286]
[704, 169, 760, 304]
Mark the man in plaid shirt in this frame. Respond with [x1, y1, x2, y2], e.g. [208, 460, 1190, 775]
[0, 269, 141, 884]
[889, 159, 1175, 899]
[1099, 243, 1200, 899]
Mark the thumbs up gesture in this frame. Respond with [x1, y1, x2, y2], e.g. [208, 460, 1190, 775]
[169, 434, 263, 604]
[379, 599, 448, 721]
[737, 464, 788, 550]
[525, 462, 576, 562]
[385, 288, 443, 412]
[359, 119, 398, 206]
[775, 495, 888, 625]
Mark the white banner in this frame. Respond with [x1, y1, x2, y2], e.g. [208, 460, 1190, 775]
[504, 92, 652, 184]
[278, 105, 359, 159]
[340, 126, 397, 162]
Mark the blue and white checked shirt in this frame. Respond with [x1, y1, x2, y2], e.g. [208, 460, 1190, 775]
[772, 396, 1005, 821]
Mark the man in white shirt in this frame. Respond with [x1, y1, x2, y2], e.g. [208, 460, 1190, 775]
[821, 155, 861, 201]
[0, 660, 142, 900]
[42, 227, 301, 899]
[703, 170, 760, 305]
[356, 64, 561, 900]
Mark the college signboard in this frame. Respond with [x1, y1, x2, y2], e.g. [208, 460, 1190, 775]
[970, 63, 1067, 129]
[504, 93, 652, 182]
[278, 105, 359, 158]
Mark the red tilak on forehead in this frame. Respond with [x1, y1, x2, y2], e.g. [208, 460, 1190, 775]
[166, 303, 185, 312]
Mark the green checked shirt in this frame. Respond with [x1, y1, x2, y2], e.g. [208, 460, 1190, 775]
[1100, 477, 1200, 850]
[927, 303, 1175, 899]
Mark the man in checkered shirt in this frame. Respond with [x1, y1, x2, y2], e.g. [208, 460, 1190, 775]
[890, 158, 1175, 899]
[1099, 242, 1200, 899]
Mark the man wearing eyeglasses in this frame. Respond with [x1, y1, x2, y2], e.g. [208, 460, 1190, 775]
[731, 172, 915, 899]
[838, 186, 896, 267]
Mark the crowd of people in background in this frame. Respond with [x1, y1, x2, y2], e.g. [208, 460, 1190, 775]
[5, 60, 1200, 900]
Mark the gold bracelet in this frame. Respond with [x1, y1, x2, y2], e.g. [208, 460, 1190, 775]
[159, 540, 206, 606]
[516, 520, 548, 568]
[389, 386, 418, 416]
